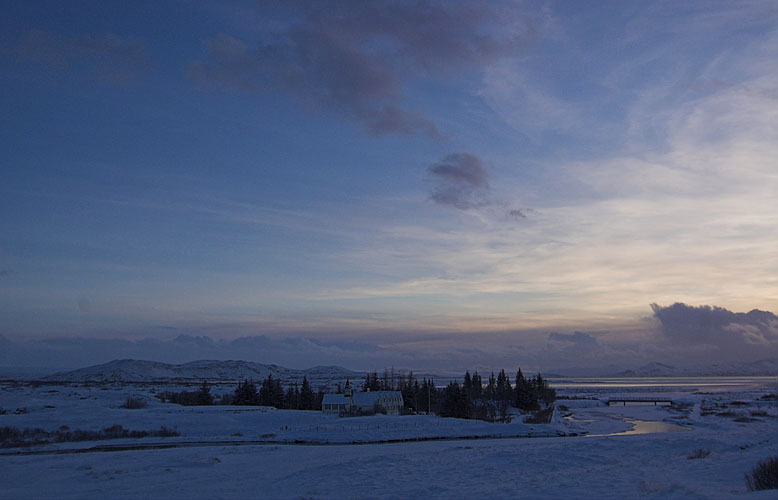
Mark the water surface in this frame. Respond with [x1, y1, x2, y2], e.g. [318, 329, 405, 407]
[549, 376, 776, 393]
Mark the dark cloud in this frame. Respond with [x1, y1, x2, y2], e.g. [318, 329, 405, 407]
[0, 269, 13, 278]
[507, 207, 539, 220]
[542, 331, 617, 367]
[427, 152, 490, 209]
[9, 30, 149, 83]
[189, 1, 530, 136]
[651, 302, 778, 357]
[548, 331, 600, 349]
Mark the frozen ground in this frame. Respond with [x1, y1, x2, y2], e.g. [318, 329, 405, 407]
[1, 379, 776, 499]
[0, 383, 566, 446]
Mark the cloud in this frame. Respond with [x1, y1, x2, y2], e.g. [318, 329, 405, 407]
[651, 303, 778, 357]
[427, 152, 490, 209]
[0, 269, 12, 278]
[425, 153, 534, 215]
[548, 331, 599, 349]
[507, 208, 533, 219]
[171, 334, 215, 348]
[0, 334, 409, 372]
[9, 30, 149, 83]
[189, 1, 530, 136]
[353, 22, 777, 317]
[540, 330, 633, 368]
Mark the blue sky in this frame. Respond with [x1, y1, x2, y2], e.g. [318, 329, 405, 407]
[1, 1, 777, 370]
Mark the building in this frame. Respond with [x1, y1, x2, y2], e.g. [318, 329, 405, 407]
[321, 393, 350, 413]
[322, 386, 404, 415]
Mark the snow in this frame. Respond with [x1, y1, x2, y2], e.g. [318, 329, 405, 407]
[1, 377, 776, 499]
[0, 383, 563, 445]
[41, 359, 362, 388]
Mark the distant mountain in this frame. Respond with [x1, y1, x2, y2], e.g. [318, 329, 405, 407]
[612, 362, 679, 377]
[551, 358, 778, 377]
[609, 359, 778, 377]
[43, 359, 363, 386]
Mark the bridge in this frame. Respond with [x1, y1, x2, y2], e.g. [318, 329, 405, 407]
[606, 397, 673, 406]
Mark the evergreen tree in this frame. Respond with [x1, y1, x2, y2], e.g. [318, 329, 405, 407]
[314, 388, 325, 411]
[196, 380, 213, 406]
[232, 379, 259, 405]
[299, 376, 315, 410]
[363, 371, 380, 391]
[534, 374, 556, 408]
[284, 383, 300, 409]
[515, 368, 538, 411]
[471, 371, 483, 399]
[496, 369, 512, 420]
[401, 371, 418, 412]
[496, 369, 512, 402]
[486, 372, 497, 401]
[440, 381, 471, 419]
[259, 375, 285, 408]
[417, 378, 436, 414]
[515, 369, 523, 408]
[463, 371, 473, 399]
[472, 399, 489, 421]
[524, 375, 539, 411]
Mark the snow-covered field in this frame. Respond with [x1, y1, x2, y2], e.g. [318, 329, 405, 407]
[1, 378, 776, 499]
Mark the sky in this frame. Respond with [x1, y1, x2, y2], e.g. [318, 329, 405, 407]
[1, 0, 777, 372]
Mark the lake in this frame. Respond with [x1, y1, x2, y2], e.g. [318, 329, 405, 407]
[548, 376, 776, 393]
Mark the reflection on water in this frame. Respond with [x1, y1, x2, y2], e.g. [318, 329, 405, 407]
[565, 413, 690, 437]
[592, 418, 691, 437]
[549, 376, 776, 392]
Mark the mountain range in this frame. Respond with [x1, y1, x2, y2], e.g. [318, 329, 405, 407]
[553, 359, 778, 377]
[9, 354, 777, 385]
[43, 359, 363, 387]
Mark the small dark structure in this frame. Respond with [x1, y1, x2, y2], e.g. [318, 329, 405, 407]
[606, 397, 673, 406]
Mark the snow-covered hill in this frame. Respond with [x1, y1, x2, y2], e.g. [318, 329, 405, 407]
[551, 358, 778, 377]
[43, 359, 363, 386]
[610, 359, 778, 377]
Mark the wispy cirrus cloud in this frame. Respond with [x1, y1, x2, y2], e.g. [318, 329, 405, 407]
[189, 0, 533, 136]
[328, 24, 778, 328]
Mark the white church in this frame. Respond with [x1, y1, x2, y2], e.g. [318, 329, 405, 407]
[322, 386, 404, 415]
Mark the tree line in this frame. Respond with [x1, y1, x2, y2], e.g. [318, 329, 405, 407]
[359, 367, 556, 422]
[438, 369, 556, 421]
[157, 375, 324, 410]
[157, 367, 556, 422]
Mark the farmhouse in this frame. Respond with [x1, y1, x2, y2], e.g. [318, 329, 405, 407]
[322, 386, 404, 415]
